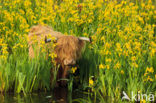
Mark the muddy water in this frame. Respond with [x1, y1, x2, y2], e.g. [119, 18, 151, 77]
[0, 87, 88, 103]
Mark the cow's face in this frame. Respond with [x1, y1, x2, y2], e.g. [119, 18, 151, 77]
[55, 36, 85, 66]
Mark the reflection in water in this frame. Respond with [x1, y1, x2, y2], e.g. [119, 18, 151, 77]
[52, 87, 68, 103]
[0, 87, 85, 103]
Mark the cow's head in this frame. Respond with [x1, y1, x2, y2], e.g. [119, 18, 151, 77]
[45, 35, 91, 86]
[45, 35, 91, 66]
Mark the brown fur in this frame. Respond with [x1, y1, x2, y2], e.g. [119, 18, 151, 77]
[55, 36, 85, 64]
[28, 25, 86, 87]
[28, 24, 63, 58]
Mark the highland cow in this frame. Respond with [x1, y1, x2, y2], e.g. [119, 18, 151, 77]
[28, 24, 91, 86]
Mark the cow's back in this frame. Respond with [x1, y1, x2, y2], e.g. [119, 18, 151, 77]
[28, 24, 63, 39]
[28, 24, 63, 58]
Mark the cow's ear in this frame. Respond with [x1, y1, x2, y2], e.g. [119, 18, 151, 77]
[79, 39, 85, 48]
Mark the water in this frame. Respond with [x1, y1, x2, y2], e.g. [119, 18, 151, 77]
[0, 87, 88, 103]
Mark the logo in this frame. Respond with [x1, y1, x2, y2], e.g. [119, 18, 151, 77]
[122, 91, 130, 101]
[122, 91, 155, 102]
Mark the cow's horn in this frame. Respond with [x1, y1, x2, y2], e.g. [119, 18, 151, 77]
[78, 37, 91, 43]
[45, 36, 57, 43]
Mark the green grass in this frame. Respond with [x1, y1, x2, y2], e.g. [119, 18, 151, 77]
[0, 0, 156, 102]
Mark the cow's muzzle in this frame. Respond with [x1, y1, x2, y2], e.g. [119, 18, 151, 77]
[64, 59, 76, 66]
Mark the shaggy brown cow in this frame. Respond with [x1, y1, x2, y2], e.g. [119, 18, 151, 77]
[28, 24, 91, 86]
